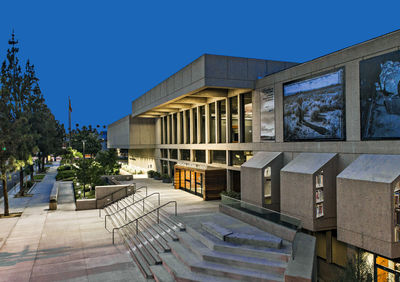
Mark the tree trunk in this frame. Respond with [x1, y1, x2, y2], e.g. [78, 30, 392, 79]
[42, 157, 45, 172]
[2, 177, 9, 216]
[30, 165, 34, 181]
[19, 169, 24, 196]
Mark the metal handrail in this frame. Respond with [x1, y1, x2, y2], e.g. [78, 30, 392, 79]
[98, 183, 135, 217]
[112, 201, 177, 244]
[132, 186, 148, 202]
[105, 192, 160, 230]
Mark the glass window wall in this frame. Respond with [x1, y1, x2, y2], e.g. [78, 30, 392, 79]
[230, 97, 239, 143]
[193, 108, 198, 143]
[218, 100, 227, 143]
[194, 150, 206, 163]
[200, 106, 205, 143]
[242, 92, 252, 143]
[185, 110, 190, 144]
[230, 151, 253, 166]
[211, 150, 226, 164]
[180, 149, 190, 161]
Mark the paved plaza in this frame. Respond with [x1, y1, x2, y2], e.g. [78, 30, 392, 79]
[0, 165, 219, 281]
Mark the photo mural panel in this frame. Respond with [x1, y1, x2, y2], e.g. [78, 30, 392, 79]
[360, 50, 400, 140]
[260, 87, 275, 140]
[283, 68, 345, 141]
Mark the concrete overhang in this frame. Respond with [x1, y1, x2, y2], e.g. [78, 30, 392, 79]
[281, 153, 338, 175]
[337, 154, 400, 184]
[132, 54, 297, 118]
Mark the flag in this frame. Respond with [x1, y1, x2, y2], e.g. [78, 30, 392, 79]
[69, 97, 72, 112]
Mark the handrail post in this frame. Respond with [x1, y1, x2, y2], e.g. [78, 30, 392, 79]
[175, 201, 177, 216]
[143, 199, 145, 212]
[157, 209, 160, 224]
[158, 194, 160, 205]
[125, 208, 127, 220]
[136, 220, 138, 234]
[112, 229, 115, 244]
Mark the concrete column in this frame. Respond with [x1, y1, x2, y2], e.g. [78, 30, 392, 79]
[176, 112, 181, 144]
[166, 115, 171, 144]
[197, 107, 201, 144]
[238, 94, 243, 143]
[163, 116, 167, 144]
[226, 169, 232, 192]
[183, 111, 188, 144]
[205, 104, 210, 144]
[206, 150, 210, 164]
[190, 108, 194, 144]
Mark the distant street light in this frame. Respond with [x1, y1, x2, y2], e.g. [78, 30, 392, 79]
[82, 139, 86, 198]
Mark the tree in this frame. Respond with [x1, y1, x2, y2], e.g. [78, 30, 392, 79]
[61, 147, 82, 165]
[74, 158, 103, 198]
[337, 249, 373, 282]
[71, 126, 102, 157]
[96, 149, 121, 175]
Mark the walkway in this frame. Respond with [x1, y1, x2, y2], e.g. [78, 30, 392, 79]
[0, 164, 144, 282]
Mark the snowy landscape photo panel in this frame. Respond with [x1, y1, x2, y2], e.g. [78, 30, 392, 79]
[283, 68, 345, 141]
[360, 50, 400, 140]
[260, 87, 275, 140]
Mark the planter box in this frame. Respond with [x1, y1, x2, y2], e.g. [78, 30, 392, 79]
[162, 178, 172, 183]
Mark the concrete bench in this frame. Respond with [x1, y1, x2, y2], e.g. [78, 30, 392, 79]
[49, 183, 59, 210]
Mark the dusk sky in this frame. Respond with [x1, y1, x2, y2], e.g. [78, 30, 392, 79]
[0, 0, 399, 131]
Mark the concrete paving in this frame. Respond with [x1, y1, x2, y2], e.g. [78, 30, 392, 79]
[0, 164, 145, 282]
[0, 168, 221, 281]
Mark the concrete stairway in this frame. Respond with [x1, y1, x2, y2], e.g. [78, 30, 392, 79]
[103, 195, 292, 281]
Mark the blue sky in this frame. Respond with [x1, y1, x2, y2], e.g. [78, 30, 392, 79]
[0, 0, 399, 130]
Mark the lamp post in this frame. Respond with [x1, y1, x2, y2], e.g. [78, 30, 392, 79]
[82, 140, 86, 198]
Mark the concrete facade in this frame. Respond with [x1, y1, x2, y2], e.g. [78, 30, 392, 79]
[108, 30, 400, 263]
[280, 153, 338, 232]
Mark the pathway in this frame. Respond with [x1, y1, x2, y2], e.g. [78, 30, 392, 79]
[0, 163, 144, 282]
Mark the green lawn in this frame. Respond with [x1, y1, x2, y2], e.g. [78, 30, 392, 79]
[33, 174, 45, 181]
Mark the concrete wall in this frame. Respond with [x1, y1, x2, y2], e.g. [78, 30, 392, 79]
[128, 149, 156, 172]
[130, 117, 156, 146]
[253, 30, 400, 156]
[107, 115, 130, 149]
[337, 178, 399, 258]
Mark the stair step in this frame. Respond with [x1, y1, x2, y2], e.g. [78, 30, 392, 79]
[186, 225, 290, 262]
[149, 265, 174, 282]
[201, 221, 232, 241]
[124, 234, 153, 279]
[160, 253, 242, 282]
[158, 223, 179, 241]
[141, 230, 166, 253]
[145, 226, 171, 252]
[136, 233, 162, 264]
[151, 224, 175, 242]
[169, 239, 286, 275]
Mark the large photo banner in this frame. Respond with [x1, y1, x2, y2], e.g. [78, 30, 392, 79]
[360, 50, 400, 140]
[260, 87, 275, 140]
[283, 68, 345, 141]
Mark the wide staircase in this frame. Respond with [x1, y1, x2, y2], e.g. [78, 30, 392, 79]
[99, 186, 302, 282]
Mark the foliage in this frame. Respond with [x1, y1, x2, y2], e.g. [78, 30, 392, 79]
[336, 249, 373, 282]
[147, 170, 155, 178]
[56, 170, 75, 181]
[0, 33, 64, 214]
[95, 149, 121, 175]
[153, 171, 161, 179]
[70, 126, 102, 157]
[57, 164, 72, 171]
[60, 147, 82, 165]
[74, 158, 103, 190]
[221, 190, 241, 200]
[33, 174, 45, 181]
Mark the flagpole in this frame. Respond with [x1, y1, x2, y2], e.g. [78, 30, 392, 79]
[68, 96, 72, 147]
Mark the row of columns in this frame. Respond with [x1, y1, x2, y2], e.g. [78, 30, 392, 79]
[160, 95, 247, 146]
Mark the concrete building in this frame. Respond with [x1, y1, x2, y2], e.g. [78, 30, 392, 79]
[108, 31, 400, 279]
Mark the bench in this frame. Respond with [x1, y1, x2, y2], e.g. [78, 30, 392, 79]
[49, 183, 59, 210]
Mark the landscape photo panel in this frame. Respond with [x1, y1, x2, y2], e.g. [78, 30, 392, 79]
[360, 50, 400, 140]
[260, 87, 275, 140]
[283, 68, 345, 141]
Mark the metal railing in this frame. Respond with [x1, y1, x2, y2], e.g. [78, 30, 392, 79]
[132, 186, 148, 202]
[112, 201, 177, 244]
[98, 183, 135, 217]
[104, 192, 160, 230]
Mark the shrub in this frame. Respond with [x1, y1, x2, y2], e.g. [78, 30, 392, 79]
[154, 172, 162, 180]
[147, 170, 156, 178]
[56, 170, 76, 181]
[57, 164, 72, 172]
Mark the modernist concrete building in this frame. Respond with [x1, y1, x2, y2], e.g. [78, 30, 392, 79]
[109, 30, 400, 279]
